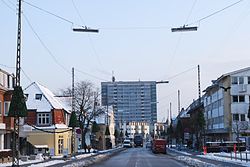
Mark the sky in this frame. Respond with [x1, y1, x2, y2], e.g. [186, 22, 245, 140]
[1, 0, 250, 122]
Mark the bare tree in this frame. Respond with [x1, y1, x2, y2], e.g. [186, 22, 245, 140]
[62, 81, 105, 149]
[232, 120, 248, 140]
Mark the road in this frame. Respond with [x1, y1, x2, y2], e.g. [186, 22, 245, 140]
[90, 147, 188, 167]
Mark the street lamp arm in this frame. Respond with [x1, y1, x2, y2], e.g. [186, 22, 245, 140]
[73, 26, 99, 33]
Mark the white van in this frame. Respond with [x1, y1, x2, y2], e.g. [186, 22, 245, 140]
[123, 139, 132, 148]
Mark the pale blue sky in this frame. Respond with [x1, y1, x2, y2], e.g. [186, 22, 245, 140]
[1, 0, 250, 121]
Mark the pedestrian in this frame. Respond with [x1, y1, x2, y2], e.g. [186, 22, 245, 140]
[87, 145, 91, 153]
[84, 143, 87, 153]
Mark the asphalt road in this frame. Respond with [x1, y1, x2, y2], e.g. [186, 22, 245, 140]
[90, 147, 188, 167]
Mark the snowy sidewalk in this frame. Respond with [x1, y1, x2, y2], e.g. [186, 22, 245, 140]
[0, 147, 124, 167]
[167, 147, 250, 167]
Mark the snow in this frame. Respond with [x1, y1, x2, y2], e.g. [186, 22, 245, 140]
[24, 82, 71, 112]
[1, 147, 250, 167]
[169, 147, 250, 167]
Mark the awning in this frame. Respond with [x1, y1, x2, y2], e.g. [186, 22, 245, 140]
[34, 145, 48, 149]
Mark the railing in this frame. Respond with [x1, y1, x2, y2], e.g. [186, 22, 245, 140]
[230, 151, 250, 162]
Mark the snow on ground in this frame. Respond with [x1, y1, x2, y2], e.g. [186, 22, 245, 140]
[169, 147, 250, 167]
[177, 156, 216, 167]
[28, 160, 65, 167]
[198, 152, 250, 167]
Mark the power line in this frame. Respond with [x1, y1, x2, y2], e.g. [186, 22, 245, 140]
[188, 0, 244, 26]
[71, 0, 110, 76]
[185, 0, 198, 25]
[74, 68, 109, 82]
[23, 14, 71, 75]
[23, 0, 76, 26]
[27, 123, 72, 134]
[99, 26, 172, 30]
[21, 68, 33, 83]
[167, 66, 197, 80]
[1, 0, 15, 12]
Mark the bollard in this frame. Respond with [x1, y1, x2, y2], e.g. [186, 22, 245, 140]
[230, 152, 232, 160]
[203, 146, 207, 155]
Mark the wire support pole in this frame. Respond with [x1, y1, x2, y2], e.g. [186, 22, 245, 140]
[198, 65, 201, 102]
[13, 0, 22, 166]
[71, 67, 76, 155]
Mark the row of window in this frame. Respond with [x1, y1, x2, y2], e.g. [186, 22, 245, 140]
[232, 114, 246, 121]
[231, 76, 250, 85]
[0, 102, 50, 125]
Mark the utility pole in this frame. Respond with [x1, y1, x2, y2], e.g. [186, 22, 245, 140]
[13, 1, 22, 166]
[198, 65, 201, 103]
[170, 102, 172, 121]
[7, 0, 28, 165]
[178, 90, 180, 114]
[71, 67, 76, 155]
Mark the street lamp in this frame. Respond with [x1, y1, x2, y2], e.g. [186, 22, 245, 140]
[171, 25, 198, 32]
[73, 26, 99, 33]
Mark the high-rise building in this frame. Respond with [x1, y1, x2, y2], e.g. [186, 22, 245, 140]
[101, 81, 157, 127]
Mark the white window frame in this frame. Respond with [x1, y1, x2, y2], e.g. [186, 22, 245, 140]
[37, 113, 50, 126]
[4, 102, 10, 116]
[35, 94, 42, 100]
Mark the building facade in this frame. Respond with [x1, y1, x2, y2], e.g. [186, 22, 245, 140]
[101, 81, 157, 129]
[0, 69, 14, 158]
[203, 67, 250, 141]
[23, 82, 72, 156]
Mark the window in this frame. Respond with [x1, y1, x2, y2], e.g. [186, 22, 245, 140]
[232, 77, 238, 84]
[58, 139, 63, 154]
[248, 77, 250, 84]
[239, 77, 244, 84]
[241, 114, 246, 121]
[37, 113, 50, 125]
[232, 76, 244, 85]
[239, 96, 245, 102]
[4, 102, 10, 116]
[233, 114, 239, 121]
[232, 96, 238, 102]
[232, 95, 245, 103]
[35, 94, 42, 100]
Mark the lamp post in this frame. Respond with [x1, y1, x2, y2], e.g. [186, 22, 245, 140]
[73, 27, 99, 33]
[171, 25, 198, 32]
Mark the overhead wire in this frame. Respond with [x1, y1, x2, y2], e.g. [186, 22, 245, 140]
[1, 0, 15, 12]
[165, 0, 197, 78]
[187, 0, 244, 26]
[71, 0, 111, 77]
[2, 0, 110, 84]
[26, 123, 72, 134]
[74, 68, 109, 82]
[22, 0, 75, 26]
[23, 14, 71, 75]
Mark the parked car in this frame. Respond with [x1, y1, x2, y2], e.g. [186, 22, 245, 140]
[123, 139, 132, 148]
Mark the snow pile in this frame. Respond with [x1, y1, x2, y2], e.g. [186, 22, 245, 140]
[28, 160, 65, 167]
[177, 156, 216, 167]
[63, 154, 106, 167]
[198, 153, 250, 167]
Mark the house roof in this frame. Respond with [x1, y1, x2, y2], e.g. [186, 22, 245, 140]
[24, 82, 71, 113]
[203, 67, 250, 93]
[216, 66, 250, 82]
